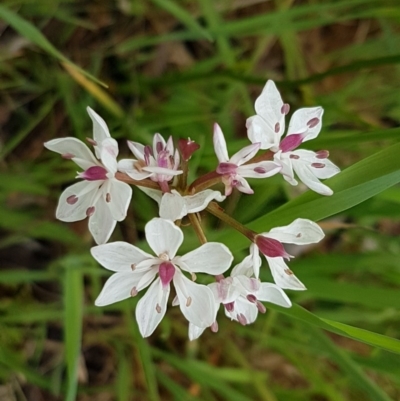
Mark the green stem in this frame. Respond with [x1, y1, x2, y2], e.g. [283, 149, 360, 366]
[206, 202, 255, 241]
[188, 213, 207, 245]
[188, 170, 221, 194]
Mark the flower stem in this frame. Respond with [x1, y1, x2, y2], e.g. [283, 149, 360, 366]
[206, 202, 254, 241]
[115, 172, 160, 189]
[188, 213, 208, 245]
[247, 150, 274, 164]
[188, 170, 222, 194]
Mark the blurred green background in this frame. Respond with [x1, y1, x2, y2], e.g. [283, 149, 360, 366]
[1, 0, 400, 400]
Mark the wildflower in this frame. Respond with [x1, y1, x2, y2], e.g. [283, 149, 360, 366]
[189, 245, 291, 340]
[118, 133, 182, 188]
[254, 218, 325, 290]
[213, 123, 281, 196]
[92, 218, 233, 337]
[139, 187, 225, 221]
[44, 107, 132, 244]
[246, 80, 340, 195]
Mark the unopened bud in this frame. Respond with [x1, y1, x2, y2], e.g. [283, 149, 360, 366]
[178, 138, 200, 161]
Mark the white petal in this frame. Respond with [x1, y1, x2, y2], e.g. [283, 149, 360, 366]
[209, 280, 241, 304]
[87, 107, 111, 158]
[95, 271, 145, 306]
[127, 141, 145, 160]
[230, 143, 260, 166]
[137, 186, 163, 204]
[311, 158, 340, 179]
[136, 278, 169, 337]
[256, 283, 292, 307]
[107, 179, 132, 221]
[91, 241, 153, 272]
[266, 257, 306, 290]
[152, 133, 166, 155]
[232, 275, 260, 294]
[267, 218, 325, 245]
[159, 192, 187, 221]
[56, 181, 98, 222]
[44, 137, 99, 170]
[145, 218, 183, 258]
[293, 162, 334, 196]
[225, 297, 258, 325]
[213, 123, 229, 163]
[185, 190, 225, 214]
[234, 176, 253, 195]
[287, 107, 323, 141]
[188, 323, 206, 341]
[274, 152, 297, 185]
[246, 115, 279, 150]
[100, 138, 118, 175]
[174, 271, 215, 328]
[291, 150, 340, 179]
[177, 242, 233, 274]
[142, 166, 183, 176]
[237, 161, 281, 178]
[231, 245, 261, 278]
[88, 196, 116, 244]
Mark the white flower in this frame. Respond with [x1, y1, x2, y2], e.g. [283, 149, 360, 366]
[255, 218, 325, 290]
[44, 107, 132, 244]
[246, 80, 340, 195]
[91, 218, 233, 337]
[118, 133, 182, 183]
[213, 123, 281, 196]
[139, 187, 225, 221]
[188, 244, 291, 340]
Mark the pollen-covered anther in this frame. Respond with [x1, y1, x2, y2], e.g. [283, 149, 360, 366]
[191, 272, 197, 281]
[130, 287, 138, 297]
[186, 297, 192, 307]
[106, 193, 111, 203]
[296, 233, 302, 238]
[307, 117, 320, 128]
[134, 160, 145, 172]
[131, 264, 135, 270]
[316, 150, 329, 159]
[254, 167, 267, 174]
[237, 313, 247, 326]
[289, 154, 300, 159]
[62, 153, 75, 159]
[281, 103, 290, 115]
[274, 122, 280, 133]
[211, 321, 219, 333]
[86, 137, 97, 146]
[86, 206, 95, 216]
[66, 195, 78, 205]
[311, 163, 325, 168]
[246, 294, 257, 303]
[284, 268, 294, 275]
[155, 304, 162, 313]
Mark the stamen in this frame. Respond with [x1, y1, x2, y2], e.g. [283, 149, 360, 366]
[144, 145, 152, 165]
[86, 206, 95, 217]
[316, 150, 329, 159]
[156, 304, 162, 313]
[66, 195, 78, 205]
[191, 272, 197, 281]
[281, 103, 290, 115]
[86, 137, 97, 146]
[156, 140, 164, 154]
[131, 264, 135, 270]
[224, 302, 235, 312]
[274, 122, 280, 133]
[130, 287, 138, 297]
[237, 313, 247, 326]
[290, 154, 300, 159]
[246, 294, 257, 303]
[296, 233, 302, 238]
[62, 153, 74, 159]
[186, 297, 192, 307]
[311, 163, 325, 168]
[284, 268, 294, 275]
[106, 193, 111, 203]
[307, 117, 320, 128]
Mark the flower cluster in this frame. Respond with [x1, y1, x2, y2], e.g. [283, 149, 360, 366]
[45, 80, 339, 339]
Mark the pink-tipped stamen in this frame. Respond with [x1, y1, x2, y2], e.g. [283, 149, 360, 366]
[316, 150, 329, 159]
[307, 117, 320, 128]
[67, 195, 78, 205]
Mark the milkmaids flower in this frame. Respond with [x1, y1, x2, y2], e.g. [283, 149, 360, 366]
[118, 133, 182, 186]
[246, 80, 340, 195]
[44, 107, 132, 244]
[254, 218, 325, 290]
[213, 123, 281, 196]
[189, 244, 291, 340]
[92, 218, 233, 337]
[139, 187, 226, 221]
